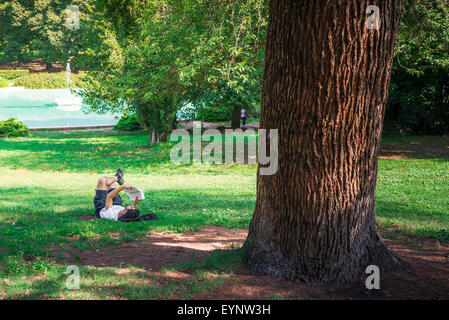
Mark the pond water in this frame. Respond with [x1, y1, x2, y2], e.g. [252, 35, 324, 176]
[0, 88, 120, 128]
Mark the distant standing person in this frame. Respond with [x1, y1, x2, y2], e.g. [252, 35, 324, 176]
[241, 108, 246, 127]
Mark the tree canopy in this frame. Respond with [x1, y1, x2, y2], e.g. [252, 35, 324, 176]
[395, 0, 449, 74]
[79, 0, 267, 140]
[0, 0, 93, 67]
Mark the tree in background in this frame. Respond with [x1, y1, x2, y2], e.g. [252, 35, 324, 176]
[0, 0, 92, 69]
[395, 0, 448, 73]
[79, 0, 187, 142]
[76, 0, 449, 137]
[244, 0, 405, 283]
[178, 0, 267, 129]
[387, 0, 449, 134]
[80, 0, 267, 141]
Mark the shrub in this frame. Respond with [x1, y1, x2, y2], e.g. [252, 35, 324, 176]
[0, 76, 10, 88]
[13, 72, 86, 89]
[386, 69, 449, 135]
[14, 73, 65, 89]
[0, 118, 29, 138]
[0, 70, 30, 80]
[198, 105, 233, 122]
[113, 114, 143, 131]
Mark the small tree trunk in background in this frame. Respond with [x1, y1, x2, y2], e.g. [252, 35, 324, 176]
[244, 0, 405, 284]
[159, 133, 168, 142]
[148, 129, 153, 144]
[150, 131, 161, 144]
[149, 130, 159, 144]
[231, 105, 242, 129]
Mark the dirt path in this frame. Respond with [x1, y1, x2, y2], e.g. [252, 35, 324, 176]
[56, 226, 449, 300]
[58, 227, 247, 272]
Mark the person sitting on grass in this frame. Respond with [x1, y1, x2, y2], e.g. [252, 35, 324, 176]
[93, 169, 142, 221]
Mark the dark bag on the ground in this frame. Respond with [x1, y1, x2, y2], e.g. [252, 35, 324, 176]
[121, 209, 140, 219]
[119, 213, 158, 223]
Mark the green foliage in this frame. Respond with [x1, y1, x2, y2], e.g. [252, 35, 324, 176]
[79, 0, 267, 141]
[387, 69, 449, 134]
[394, 0, 449, 74]
[198, 105, 233, 122]
[13, 72, 86, 89]
[386, 0, 449, 134]
[2, 0, 447, 139]
[14, 73, 65, 89]
[0, 254, 57, 277]
[0, 118, 29, 138]
[0, 76, 10, 88]
[0, 70, 30, 80]
[113, 114, 143, 131]
[135, 98, 178, 141]
[0, 0, 94, 68]
[176, 0, 268, 115]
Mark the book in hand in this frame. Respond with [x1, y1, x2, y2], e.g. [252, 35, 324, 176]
[123, 187, 145, 201]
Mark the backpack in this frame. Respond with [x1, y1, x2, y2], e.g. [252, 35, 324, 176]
[118, 213, 158, 223]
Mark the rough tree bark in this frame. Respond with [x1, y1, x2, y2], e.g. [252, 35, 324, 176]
[244, 0, 404, 284]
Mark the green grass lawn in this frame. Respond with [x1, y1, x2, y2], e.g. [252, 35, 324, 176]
[0, 130, 447, 299]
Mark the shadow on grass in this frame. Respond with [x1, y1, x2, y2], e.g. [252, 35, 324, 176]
[17, 278, 65, 300]
[14, 259, 235, 299]
[379, 135, 449, 160]
[10, 246, 244, 299]
[376, 200, 449, 240]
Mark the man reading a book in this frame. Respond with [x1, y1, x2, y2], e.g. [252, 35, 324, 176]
[93, 169, 142, 221]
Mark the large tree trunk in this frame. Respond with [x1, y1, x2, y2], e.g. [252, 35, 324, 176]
[244, 0, 404, 284]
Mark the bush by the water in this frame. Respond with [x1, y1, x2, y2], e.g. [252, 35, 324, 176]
[386, 69, 449, 135]
[0, 118, 29, 137]
[0, 70, 30, 80]
[13, 72, 86, 89]
[0, 76, 10, 88]
[113, 114, 143, 131]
